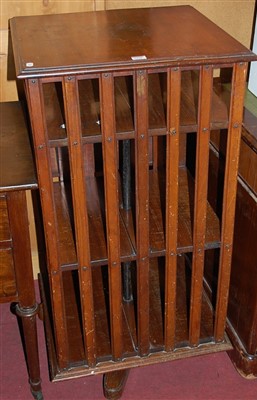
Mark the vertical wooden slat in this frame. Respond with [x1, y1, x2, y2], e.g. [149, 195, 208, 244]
[62, 76, 96, 366]
[189, 65, 213, 346]
[214, 62, 248, 341]
[25, 79, 69, 368]
[134, 69, 150, 356]
[165, 67, 181, 351]
[100, 72, 123, 360]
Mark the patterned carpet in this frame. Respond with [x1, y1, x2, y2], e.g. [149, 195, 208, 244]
[1, 282, 257, 400]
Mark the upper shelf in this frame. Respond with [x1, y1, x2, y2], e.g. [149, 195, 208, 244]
[10, 6, 257, 78]
[43, 71, 229, 146]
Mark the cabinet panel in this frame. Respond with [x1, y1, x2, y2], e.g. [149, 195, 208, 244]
[0, 196, 10, 242]
[0, 249, 17, 299]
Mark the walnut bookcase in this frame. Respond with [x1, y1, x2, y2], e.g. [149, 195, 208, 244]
[10, 6, 257, 398]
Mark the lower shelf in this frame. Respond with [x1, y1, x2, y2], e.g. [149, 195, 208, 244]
[40, 252, 232, 382]
[54, 166, 220, 270]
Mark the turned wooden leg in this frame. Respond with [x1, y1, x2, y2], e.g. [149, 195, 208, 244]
[15, 304, 43, 400]
[7, 191, 43, 400]
[103, 369, 130, 400]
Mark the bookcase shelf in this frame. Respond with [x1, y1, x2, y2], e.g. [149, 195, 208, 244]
[44, 71, 230, 147]
[54, 166, 220, 270]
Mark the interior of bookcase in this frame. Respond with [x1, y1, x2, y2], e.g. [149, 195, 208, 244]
[40, 67, 233, 370]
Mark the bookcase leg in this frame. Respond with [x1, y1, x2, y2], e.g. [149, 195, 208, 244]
[103, 369, 130, 400]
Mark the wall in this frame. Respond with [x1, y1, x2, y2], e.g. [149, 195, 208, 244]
[249, 11, 257, 96]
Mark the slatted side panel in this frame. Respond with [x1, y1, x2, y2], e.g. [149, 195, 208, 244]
[164, 67, 181, 351]
[134, 70, 150, 356]
[100, 72, 123, 360]
[214, 62, 247, 341]
[62, 76, 96, 367]
[25, 78, 69, 369]
[189, 65, 213, 346]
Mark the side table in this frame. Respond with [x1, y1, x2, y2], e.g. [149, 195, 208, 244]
[0, 102, 43, 399]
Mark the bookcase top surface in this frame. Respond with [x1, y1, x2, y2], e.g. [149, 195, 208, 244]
[10, 6, 256, 78]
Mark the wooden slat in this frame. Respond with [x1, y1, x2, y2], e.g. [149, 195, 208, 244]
[62, 75, 96, 367]
[149, 258, 164, 349]
[164, 67, 181, 351]
[53, 183, 77, 267]
[134, 69, 150, 356]
[189, 65, 213, 346]
[85, 177, 107, 263]
[214, 62, 248, 341]
[100, 72, 123, 360]
[149, 170, 165, 253]
[25, 78, 69, 369]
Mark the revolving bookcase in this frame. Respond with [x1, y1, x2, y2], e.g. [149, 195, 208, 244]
[10, 6, 257, 399]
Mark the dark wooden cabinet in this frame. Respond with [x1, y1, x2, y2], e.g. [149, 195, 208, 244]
[227, 109, 257, 378]
[10, 6, 257, 398]
[0, 102, 42, 399]
[205, 107, 257, 379]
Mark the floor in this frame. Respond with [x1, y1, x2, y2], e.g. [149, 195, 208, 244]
[1, 283, 257, 400]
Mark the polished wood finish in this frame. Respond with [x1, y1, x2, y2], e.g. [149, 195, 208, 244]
[0, 102, 37, 191]
[134, 69, 150, 357]
[164, 67, 181, 351]
[228, 172, 257, 377]
[208, 108, 257, 378]
[214, 62, 247, 342]
[10, 6, 256, 398]
[0, 102, 42, 399]
[100, 72, 123, 361]
[103, 369, 130, 400]
[63, 75, 97, 367]
[10, 6, 254, 78]
[2, 1, 255, 104]
[189, 65, 212, 346]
